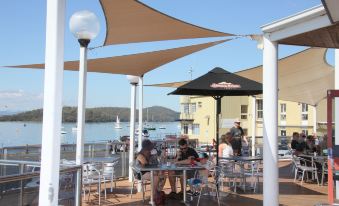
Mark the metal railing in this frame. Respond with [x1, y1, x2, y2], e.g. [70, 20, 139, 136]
[0, 160, 81, 206]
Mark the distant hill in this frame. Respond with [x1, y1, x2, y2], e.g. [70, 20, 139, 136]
[0, 106, 179, 122]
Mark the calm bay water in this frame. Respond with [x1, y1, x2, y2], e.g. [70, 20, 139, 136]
[0, 121, 181, 147]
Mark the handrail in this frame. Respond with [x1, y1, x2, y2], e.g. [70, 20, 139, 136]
[0, 165, 81, 184]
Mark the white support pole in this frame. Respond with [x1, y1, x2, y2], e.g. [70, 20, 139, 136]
[38, 0, 65, 205]
[76, 46, 87, 165]
[129, 83, 137, 182]
[313, 106, 317, 135]
[251, 96, 257, 157]
[335, 49, 339, 145]
[335, 49, 339, 199]
[75, 45, 88, 206]
[138, 76, 144, 151]
[263, 35, 279, 206]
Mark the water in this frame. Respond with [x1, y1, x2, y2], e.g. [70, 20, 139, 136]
[0, 121, 181, 147]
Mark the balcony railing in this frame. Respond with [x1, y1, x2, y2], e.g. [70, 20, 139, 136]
[179, 113, 194, 120]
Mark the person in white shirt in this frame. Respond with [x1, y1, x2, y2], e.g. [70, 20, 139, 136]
[218, 132, 233, 158]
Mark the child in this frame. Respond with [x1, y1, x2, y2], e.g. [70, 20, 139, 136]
[187, 153, 211, 196]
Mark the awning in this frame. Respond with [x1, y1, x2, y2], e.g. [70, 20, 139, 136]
[147, 48, 333, 106]
[5, 39, 228, 76]
[100, 0, 233, 46]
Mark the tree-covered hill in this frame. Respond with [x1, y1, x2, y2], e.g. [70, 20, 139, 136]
[0, 106, 179, 122]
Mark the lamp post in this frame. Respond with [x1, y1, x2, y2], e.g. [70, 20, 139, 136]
[127, 75, 139, 182]
[69, 10, 100, 206]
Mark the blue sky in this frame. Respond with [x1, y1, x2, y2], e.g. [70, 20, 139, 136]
[0, 0, 326, 112]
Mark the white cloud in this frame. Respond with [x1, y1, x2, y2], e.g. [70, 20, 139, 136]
[0, 90, 43, 111]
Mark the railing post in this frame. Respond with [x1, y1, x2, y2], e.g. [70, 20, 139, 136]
[19, 164, 24, 206]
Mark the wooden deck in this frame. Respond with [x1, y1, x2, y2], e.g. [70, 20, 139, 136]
[82, 161, 328, 206]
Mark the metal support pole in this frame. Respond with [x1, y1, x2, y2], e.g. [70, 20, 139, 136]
[129, 84, 137, 181]
[251, 96, 257, 156]
[38, 0, 65, 205]
[138, 76, 144, 151]
[263, 35, 279, 206]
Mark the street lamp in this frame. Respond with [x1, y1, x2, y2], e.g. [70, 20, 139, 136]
[69, 10, 99, 206]
[127, 75, 139, 182]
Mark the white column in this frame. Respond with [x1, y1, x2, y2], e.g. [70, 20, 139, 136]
[76, 46, 87, 165]
[263, 35, 279, 206]
[38, 0, 65, 205]
[313, 106, 317, 134]
[129, 83, 137, 181]
[335, 49, 339, 199]
[75, 45, 88, 206]
[138, 76, 144, 151]
[335, 49, 339, 145]
[251, 96, 257, 157]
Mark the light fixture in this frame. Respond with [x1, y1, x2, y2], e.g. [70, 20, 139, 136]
[69, 10, 100, 47]
[127, 75, 139, 84]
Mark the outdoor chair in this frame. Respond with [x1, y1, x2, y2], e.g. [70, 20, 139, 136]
[82, 163, 107, 205]
[130, 163, 150, 202]
[292, 155, 319, 185]
[219, 160, 244, 193]
[195, 165, 220, 206]
[101, 161, 118, 192]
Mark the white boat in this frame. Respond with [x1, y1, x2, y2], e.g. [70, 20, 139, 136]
[115, 115, 122, 129]
[61, 130, 67, 134]
[159, 126, 166, 129]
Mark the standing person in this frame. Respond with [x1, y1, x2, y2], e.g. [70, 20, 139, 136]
[291, 132, 299, 150]
[167, 138, 199, 198]
[230, 119, 244, 156]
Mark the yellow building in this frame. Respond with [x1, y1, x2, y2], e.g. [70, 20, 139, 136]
[179, 96, 327, 145]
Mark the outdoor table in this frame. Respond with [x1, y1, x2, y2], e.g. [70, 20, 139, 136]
[134, 163, 205, 206]
[83, 156, 120, 164]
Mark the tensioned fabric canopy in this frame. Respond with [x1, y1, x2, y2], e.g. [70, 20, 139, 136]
[7, 40, 227, 76]
[148, 48, 333, 106]
[99, 0, 233, 46]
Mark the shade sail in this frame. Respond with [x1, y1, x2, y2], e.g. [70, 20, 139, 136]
[145, 81, 189, 88]
[169, 67, 262, 96]
[236, 48, 333, 106]
[6, 40, 227, 76]
[100, 0, 233, 46]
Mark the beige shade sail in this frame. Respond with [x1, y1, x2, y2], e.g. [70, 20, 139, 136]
[236, 48, 333, 106]
[99, 0, 233, 46]
[147, 48, 333, 106]
[6, 40, 228, 76]
[145, 81, 190, 88]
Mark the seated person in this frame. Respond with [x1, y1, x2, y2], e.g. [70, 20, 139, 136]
[291, 132, 299, 150]
[135, 139, 160, 197]
[168, 138, 199, 197]
[187, 153, 211, 195]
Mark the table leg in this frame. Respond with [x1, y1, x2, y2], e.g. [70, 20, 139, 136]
[183, 170, 187, 203]
[149, 170, 155, 206]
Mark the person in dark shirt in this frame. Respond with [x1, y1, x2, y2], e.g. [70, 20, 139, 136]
[291, 132, 299, 150]
[168, 138, 199, 197]
[230, 119, 244, 156]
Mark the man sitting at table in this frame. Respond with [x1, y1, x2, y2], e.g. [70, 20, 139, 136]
[168, 138, 199, 198]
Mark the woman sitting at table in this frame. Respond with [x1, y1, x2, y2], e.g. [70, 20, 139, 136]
[219, 132, 233, 158]
[135, 139, 160, 198]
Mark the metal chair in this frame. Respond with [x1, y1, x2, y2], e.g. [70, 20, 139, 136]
[82, 163, 106, 205]
[101, 161, 118, 192]
[292, 155, 319, 185]
[130, 163, 150, 202]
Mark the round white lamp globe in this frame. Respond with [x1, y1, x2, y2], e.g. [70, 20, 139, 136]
[127, 75, 139, 84]
[69, 10, 100, 40]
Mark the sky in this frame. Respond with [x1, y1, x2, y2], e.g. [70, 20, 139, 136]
[0, 0, 327, 112]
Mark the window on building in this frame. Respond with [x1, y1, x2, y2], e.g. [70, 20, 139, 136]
[281, 104, 286, 113]
[240, 105, 248, 119]
[301, 103, 308, 120]
[256, 99, 263, 119]
[191, 103, 196, 113]
[301, 103, 308, 112]
[192, 124, 200, 135]
[280, 129, 286, 137]
[182, 103, 189, 114]
[183, 124, 189, 134]
[301, 129, 308, 136]
[198, 102, 202, 108]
